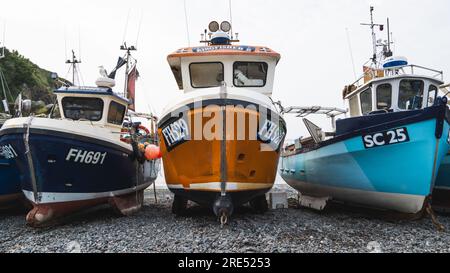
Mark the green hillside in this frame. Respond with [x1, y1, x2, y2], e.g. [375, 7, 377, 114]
[0, 48, 68, 110]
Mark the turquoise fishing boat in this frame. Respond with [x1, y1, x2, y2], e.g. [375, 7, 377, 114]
[280, 7, 450, 214]
[433, 83, 450, 210]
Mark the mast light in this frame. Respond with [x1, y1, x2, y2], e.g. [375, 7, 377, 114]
[208, 21, 220, 32]
[220, 21, 232, 32]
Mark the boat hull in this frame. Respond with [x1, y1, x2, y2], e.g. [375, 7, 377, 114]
[159, 96, 286, 215]
[433, 153, 450, 210]
[281, 106, 450, 214]
[0, 125, 159, 225]
[0, 138, 23, 209]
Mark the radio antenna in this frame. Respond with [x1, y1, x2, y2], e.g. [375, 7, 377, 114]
[1, 21, 5, 59]
[135, 11, 143, 49]
[183, 0, 191, 46]
[229, 0, 234, 39]
[345, 28, 357, 80]
[360, 6, 384, 65]
[122, 9, 131, 44]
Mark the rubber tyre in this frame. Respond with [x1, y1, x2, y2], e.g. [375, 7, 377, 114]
[172, 195, 188, 216]
[250, 194, 269, 213]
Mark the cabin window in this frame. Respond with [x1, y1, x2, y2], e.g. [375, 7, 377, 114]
[62, 97, 103, 121]
[428, 85, 438, 107]
[376, 83, 392, 110]
[398, 79, 424, 110]
[233, 62, 268, 87]
[189, 62, 224, 88]
[108, 101, 126, 125]
[349, 96, 360, 116]
[360, 88, 373, 114]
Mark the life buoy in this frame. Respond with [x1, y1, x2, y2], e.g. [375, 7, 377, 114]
[120, 125, 151, 144]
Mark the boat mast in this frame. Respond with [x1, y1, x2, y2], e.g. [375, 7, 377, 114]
[120, 42, 136, 99]
[360, 6, 384, 65]
[65, 50, 81, 86]
[0, 39, 10, 114]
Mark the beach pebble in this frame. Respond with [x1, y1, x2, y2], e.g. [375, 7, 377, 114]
[1, 185, 450, 253]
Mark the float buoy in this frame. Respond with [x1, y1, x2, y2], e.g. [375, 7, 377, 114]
[144, 144, 162, 160]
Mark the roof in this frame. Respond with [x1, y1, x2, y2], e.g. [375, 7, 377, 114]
[344, 74, 445, 99]
[167, 45, 281, 62]
[54, 86, 130, 104]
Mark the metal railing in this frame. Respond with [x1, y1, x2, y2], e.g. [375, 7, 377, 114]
[349, 64, 444, 90]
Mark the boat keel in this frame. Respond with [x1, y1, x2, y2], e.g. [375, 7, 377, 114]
[25, 190, 145, 227]
[26, 198, 106, 227]
[109, 190, 145, 216]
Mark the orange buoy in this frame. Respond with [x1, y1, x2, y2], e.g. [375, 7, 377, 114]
[145, 144, 162, 160]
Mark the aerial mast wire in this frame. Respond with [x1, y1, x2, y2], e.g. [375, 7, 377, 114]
[135, 11, 143, 49]
[183, 0, 191, 46]
[345, 28, 357, 81]
[123, 9, 131, 44]
[77, 27, 85, 86]
[229, 0, 234, 39]
[1, 21, 5, 59]
[64, 26, 68, 61]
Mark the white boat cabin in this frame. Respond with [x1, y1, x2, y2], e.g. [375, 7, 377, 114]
[343, 59, 444, 118]
[167, 22, 281, 96]
[54, 86, 129, 129]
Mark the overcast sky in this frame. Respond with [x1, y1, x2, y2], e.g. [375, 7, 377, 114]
[2, 0, 450, 140]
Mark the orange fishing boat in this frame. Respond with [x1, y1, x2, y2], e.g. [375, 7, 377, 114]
[158, 21, 286, 222]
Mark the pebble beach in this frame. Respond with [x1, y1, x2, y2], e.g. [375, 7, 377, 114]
[1, 186, 450, 253]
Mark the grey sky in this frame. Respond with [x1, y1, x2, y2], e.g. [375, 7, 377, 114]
[1, 0, 450, 141]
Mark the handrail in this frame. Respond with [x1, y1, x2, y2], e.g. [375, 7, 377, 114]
[345, 63, 445, 98]
[282, 106, 347, 118]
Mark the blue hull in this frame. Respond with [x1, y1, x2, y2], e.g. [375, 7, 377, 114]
[0, 135, 22, 206]
[435, 154, 450, 189]
[0, 128, 158, 205]
[280, 106, 450, 214]
[433, 153, 450, 209]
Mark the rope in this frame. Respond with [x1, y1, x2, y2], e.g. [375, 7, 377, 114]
[426, 202, 445, 232]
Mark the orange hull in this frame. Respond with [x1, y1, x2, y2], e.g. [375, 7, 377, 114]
[158, 99, 286, 209]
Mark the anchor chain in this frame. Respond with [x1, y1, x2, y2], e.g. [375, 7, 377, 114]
[220, 211, 228, 227]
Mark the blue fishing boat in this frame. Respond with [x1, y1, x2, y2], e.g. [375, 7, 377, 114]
[0, 47, 161, 225]
[432, 83, 450, 210]
[0, 132, 22, 208]
[279, 7, 450, 215]
[0, 45, 23, 209]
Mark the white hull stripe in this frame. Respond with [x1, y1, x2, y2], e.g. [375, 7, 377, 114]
[286, 180, 426, 214]
[23, 181, 154, 204]
[167, 182, 273, 191]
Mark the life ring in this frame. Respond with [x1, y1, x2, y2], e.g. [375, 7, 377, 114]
[120, 125, 151, 144]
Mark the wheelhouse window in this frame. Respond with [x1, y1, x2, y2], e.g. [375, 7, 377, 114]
[427, 85, 438, 107]
[376, 83, 392, 110]
[233, 62, 268, 87]
[360, 88, 373, 115]
[189, 62, 224, 88]
[398, 79, 424, 110]
[349, 95, 360, 116]
[107, 101, 126, 125]
[62, 97, 103, 121]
